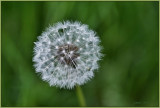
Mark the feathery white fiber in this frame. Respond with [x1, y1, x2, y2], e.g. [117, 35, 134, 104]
[33, 21, 103, 89]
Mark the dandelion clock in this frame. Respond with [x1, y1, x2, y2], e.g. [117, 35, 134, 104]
[33, 21, 103, 89]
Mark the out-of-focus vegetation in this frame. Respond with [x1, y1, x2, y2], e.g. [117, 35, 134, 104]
[2, 1, 159, 107]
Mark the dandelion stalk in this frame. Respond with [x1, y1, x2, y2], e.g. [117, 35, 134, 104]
[76, 85, 86, 107]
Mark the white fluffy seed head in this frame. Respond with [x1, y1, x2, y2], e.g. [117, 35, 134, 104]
[33, 21, 103, 89]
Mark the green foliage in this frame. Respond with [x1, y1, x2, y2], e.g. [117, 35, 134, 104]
[2, 1, 159, 107]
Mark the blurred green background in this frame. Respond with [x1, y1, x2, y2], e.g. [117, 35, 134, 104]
[2, 1, 159, 107]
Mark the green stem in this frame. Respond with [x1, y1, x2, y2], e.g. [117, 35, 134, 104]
[76, 85, 86, 107]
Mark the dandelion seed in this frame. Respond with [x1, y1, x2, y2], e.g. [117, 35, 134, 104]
[33, 21, 103, 89]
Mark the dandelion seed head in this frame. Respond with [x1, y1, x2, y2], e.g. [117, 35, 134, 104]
[33, 21, 103, 89]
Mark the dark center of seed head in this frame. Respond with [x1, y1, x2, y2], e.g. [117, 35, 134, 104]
[57, 44, 80, 68]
